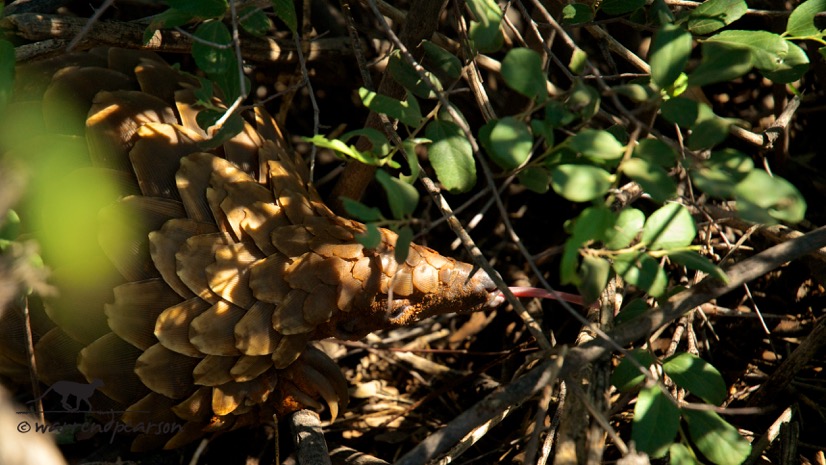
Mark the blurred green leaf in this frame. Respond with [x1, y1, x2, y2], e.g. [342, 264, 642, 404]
[688, 149, 753, 198]
[633, 386, 680, 457]
[551, 164, 614, 202]
[388, 51, 443, 99]
[733, 170, 806, 224]
[786, 0, 826, 37]
[661, 97, 701, 127]
[562, 3, 593, 25]
[634, 139, 676, 167]
[395, 226, 413, 263]
[340, 128, 391, 156]
[611, 348, 655, 391]
[517, 166, 551, 193]
[685, 0, 747, 35]
[682, 409, 752, 465]
[688, 42, 753, 87]
[359, 87, 423, 127]
[196, 111, 245, 149]
[642, 202, 696, 250]
[561, 207, 614, 284]
[577, 254, 611, 302]
[305, 134, 382, 166]
[613, 252, 668, 297]
[650, 24, 692, 89]
[568, 129, 625, 160]
[357, 222, 382, 249]
[706, 30, 789, 72]
[239, 7, 272, 36]
[271, 0, 298, 33]
[341, 197, 383, 222]
[422, 40, 463, 81]
[481, 117, 533, 170]
[762, 41, 810, 83]
[467, 0, 504, 52]
[663, 353, 727, 404]
[426, 120, 476, 193]
[566, 80, 600, 120]
[615, 297, 649, 325]
[669, 443, 699, 465]
[623, 157, 677, 202]
[605, 208, 645, 250]
[376, 169, 419, 219]
[668, 251, 728, 282]
[687, 117, 731, 150]
[501, 48, 547, 102]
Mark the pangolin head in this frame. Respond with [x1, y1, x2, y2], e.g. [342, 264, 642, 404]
[312, 236, 505, 341]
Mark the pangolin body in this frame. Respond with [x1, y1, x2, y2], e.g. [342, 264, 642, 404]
[0, 48, 502, 450]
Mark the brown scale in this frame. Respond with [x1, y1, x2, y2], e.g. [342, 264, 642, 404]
[0, 48, 503, 451]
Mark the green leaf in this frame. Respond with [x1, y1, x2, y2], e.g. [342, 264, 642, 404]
[530, 119, 555, 146]
[577, 255, 611, 303]
[395, 226, 413, 263]
[561, 3, 593, 25]
[682, 409, 752, 465]
[388, 51, 443, 99]
[634, 139, 676, 167]
[0, 40, 14, 110]
[611, 349, 655, 391]
[196, 111, 245, 149]
[551, 164, 614, 202]
[466, 0, 504, 52]
[568, 129, 625, 160]
[632, 386, 680, 457]
[358, 87, 423, 127]
[762, 41, 810, 83]
[561, 207, 614, 284]
[613, 83, 655, 102]
[375, 170, 419, 219]
[668, 251, 728, 282]
[544, 100, 576, 127]
[357, 223, 382, 249]
[605, 208, 645, 250]
[687, 117, 731, 150]
[501, 48, 547, 102]
[239, 7, 273, 36]
[786, 0, 826, 37]
[642, 202, 696, 250]
[600, 0, 645, 16]
[623, 157, 677, 202]
[661, 97, 701, 127]
[688, 41, 753, 87]
[192, 21, 234, 75]
[615, 298, 649, 325]
[400, 138, 424, 184]
[706, 30, 789, 72]
[685, 0, 748, 35]
[613, 253, 668, 297]
[340, 128, 391, 156]
[569, 48, 589, 75]
[566, 80, 600, 120]
[669, 443, 700, 465]
[482, 117, 533, 170]
[421, 40, 463, 81]
[517, 166, 551, 193]
[733, 170, 806, 224]
[304, 134, 381, 166]
[426, 120, 476, 193]
[650, 24, 693, 89]
[341, 197, 383, 222]
[663, 352, 727, 404]
[271, 0, 298, 33]
[688, 149, 753, 198]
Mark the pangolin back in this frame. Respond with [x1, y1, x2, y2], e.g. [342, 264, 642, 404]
[0, 48, 502, 450]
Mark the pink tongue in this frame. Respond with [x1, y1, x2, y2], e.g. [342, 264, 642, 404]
[507, 286, 585, 306]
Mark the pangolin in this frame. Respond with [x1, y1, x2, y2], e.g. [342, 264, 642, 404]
[0, 48, 505, 450]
